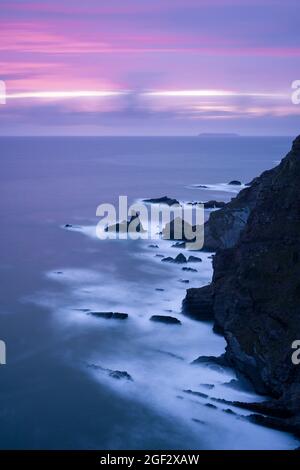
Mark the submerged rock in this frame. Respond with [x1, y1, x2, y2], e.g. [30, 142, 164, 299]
[182, 267, 198, 273]
[88, 311, 128, 320]
[183, 389, 209, 399]
[205, 403, 217, 409]
[228, 180, 242, 186]
[150, 315, 181, 325]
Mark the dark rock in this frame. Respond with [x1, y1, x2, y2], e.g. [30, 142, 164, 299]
[105, 211, 145, 233]
[228, 180, 242, 186]
[108, 370, 133, 381]
[171, 241, 186, 248]
[191, 354, 229, 367]
[185, 136, 300, 434]
[155, 254, 164, 258]
[149, 244, 159, 248]
[182, 285, 213, 320]
[205, 403, 217, 409]
[183, 389, 209, 399]
[223, 408, 236, 415]
[89, 311, 128, 320]
[87, 363, 133, 382]
[192, 418, 206, 425]
[64, 224, 73, 228]
[143, 196, 180, 206]
[154, 349, 184, 360]
[162, 253, 187, 264]
[204, 200, 226, 209]
[247, 414, 300, 437]
[155, 288, 165, 291]
[162, 217, 195, 242]
[182, 267, 198, 273]
[150, 315, 181, 325]
[188, 255, 202, 263]
[179, 279, 189, 284]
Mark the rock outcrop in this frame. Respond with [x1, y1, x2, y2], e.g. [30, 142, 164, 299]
[143, 196, 180, 206]
[105, 212, 145, 233]
[183, 136, 300, 435]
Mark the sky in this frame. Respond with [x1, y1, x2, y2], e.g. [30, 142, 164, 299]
[0, 0, 299, 136]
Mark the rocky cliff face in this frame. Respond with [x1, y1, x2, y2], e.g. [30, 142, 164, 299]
[184, 136, 300, 435]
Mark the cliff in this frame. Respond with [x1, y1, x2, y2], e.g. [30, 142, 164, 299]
[184, 135, 300, 435]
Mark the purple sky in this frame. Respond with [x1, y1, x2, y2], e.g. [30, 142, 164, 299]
[0, 0, 299, 135]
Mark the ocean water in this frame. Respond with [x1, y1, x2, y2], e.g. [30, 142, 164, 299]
[0, 136, 298, 450]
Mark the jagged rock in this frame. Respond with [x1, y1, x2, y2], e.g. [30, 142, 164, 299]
[150, 315, 181, 325]
[183, 136, 300, 434]
[182, 267, 198, 273]
[105, 212, 145, 233]
[162, 253, 187, 264]
[202, 172, 274, 251]
[87, 363, 133, 381]
[88, 311, 128, 320]
[143, 196, 180, 206]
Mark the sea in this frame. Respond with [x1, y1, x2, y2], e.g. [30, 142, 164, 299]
[0, 135, 298, 449]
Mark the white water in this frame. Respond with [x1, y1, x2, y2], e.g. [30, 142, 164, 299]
[32, 216, 299, 450]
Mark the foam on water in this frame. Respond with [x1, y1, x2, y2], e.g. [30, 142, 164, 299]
[30, 221, 299, 450]
[188, 182, 246, 194]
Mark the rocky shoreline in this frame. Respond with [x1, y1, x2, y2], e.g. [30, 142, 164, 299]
[183, 135, 300, 437]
